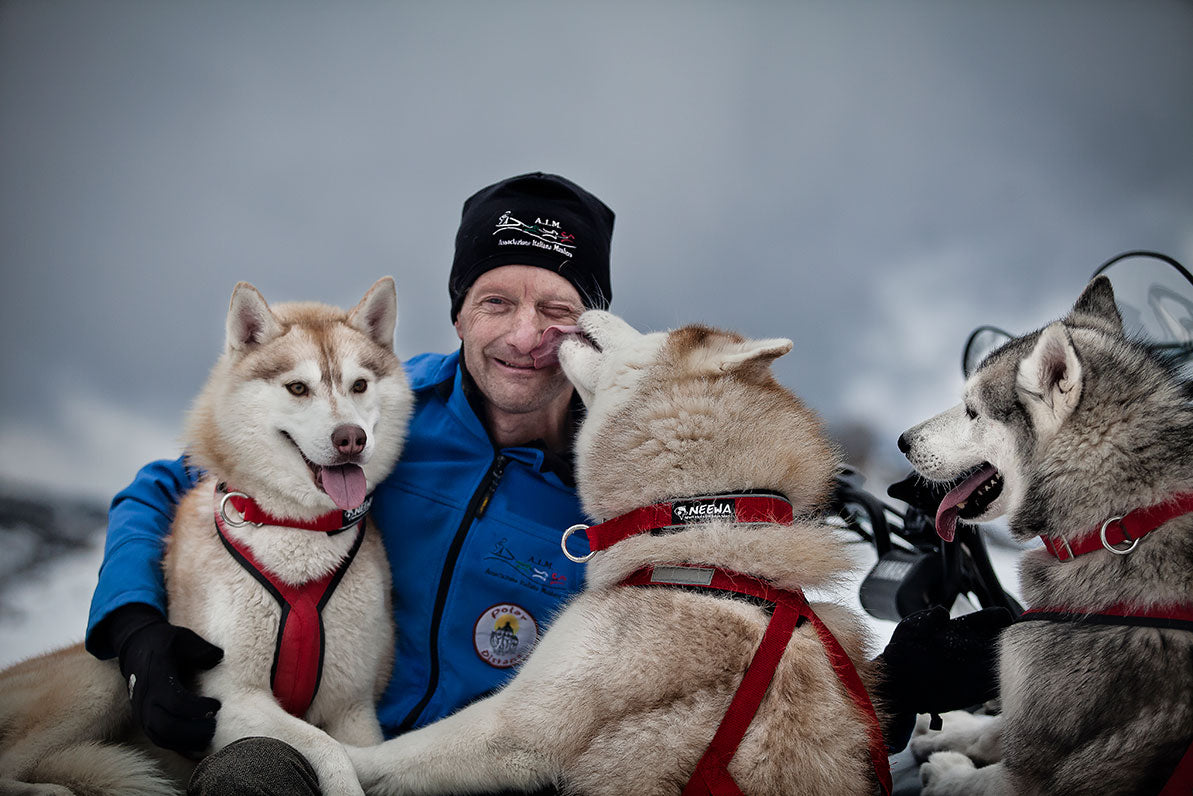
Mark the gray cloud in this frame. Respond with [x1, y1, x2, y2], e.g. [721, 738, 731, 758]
[2, 0, 1191, 495]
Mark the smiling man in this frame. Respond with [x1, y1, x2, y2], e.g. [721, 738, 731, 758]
[82, 172, 615, 794]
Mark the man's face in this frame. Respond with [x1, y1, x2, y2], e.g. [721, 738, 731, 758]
[454, 265, 583, 419]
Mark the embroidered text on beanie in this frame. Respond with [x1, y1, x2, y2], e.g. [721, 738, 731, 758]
[449, 172, 614, 321]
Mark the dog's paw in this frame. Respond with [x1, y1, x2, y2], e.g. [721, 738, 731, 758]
[920, 751, 977, 795]
[910, 710, 1000, 763]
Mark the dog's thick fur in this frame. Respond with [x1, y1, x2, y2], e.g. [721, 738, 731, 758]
[901, 276, 1193, 795]
[0, 278, 413, 796]
[349, 310, 885, 795]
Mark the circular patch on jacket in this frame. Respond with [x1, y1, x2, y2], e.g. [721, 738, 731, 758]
[474, 603, 538, 668]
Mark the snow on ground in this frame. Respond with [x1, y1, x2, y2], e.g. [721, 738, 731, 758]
[0, 529, 105, 667]
[0, 523, 1025, 669]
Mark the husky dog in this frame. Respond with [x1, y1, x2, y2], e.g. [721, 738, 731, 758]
[349, 310, 889, 795]
[900, 276, 1193, 795]
[0, 278, 413, 796]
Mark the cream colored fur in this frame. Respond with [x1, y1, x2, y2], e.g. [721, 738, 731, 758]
[349, 310, 883, 795]
[0, 278, 412, 796]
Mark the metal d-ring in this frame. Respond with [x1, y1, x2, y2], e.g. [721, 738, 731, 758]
[1100, 515, 1137, 555]
[561, 523, 594, 563]
[219, 491, 262, 528]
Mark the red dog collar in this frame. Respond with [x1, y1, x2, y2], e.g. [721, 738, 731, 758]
[1040, 492, 1193, 562]
[217, 482, 371, 534]
[562, 493, 795, 562]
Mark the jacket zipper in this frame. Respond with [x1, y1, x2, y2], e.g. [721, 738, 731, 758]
[393, 452, 508, 733]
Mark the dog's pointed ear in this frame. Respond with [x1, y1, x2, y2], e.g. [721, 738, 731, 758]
[719, 338, 793, 375]
[1066, 275, 1123, 335]
[348, 277, 398, 351]
[227, 282, 284, 352]
[1017, 322, 1082, 434]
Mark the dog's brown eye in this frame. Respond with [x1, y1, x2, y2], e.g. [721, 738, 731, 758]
[966, 405, 978, 420]
[352, 378, 368, 394]
[286, 381, 309, 397]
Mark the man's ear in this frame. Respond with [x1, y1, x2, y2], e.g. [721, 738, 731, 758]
[718, 337, 793, 377]
[226, 282, 283, 352]
[348, 276, 398, 351]
[1017, 323, 1082, 436]
[1066, 275, 1123, 335]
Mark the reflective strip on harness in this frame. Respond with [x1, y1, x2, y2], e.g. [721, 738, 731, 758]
[214, 500, 365, 717]
[621, 564, 892, 796]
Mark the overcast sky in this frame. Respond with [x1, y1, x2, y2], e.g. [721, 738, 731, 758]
[2, 0, 1191, 500]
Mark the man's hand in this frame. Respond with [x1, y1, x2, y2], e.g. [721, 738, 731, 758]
[874, 605, 1013, 750]
[108, 604, 224, 757]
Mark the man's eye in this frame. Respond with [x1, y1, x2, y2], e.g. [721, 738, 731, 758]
[286, 382, 309, 397]
[542, 305, 580, 320]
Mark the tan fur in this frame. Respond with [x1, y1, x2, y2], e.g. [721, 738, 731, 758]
[0, 279, 412, 796]
[350, 311, 882, 795]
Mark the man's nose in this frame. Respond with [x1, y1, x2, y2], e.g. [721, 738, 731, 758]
[507, 307, 545, 352]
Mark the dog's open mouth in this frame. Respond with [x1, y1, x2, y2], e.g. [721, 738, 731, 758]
[934, 464, 1004, 542]
[530, 325, 601, 369]
[280, 431, 367, 512]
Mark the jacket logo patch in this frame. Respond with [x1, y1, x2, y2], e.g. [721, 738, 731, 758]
[484, 537, 570, 595]
[474, 603, 538, 669]
[672, 498, 736, 525]
[494, 210, 576, 258]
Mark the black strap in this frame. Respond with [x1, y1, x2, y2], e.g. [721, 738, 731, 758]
[1019, 611, 1193, 633]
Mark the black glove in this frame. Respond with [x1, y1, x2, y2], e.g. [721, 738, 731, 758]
[873, 605, 1012, 750]
[107, 603, 224, 757]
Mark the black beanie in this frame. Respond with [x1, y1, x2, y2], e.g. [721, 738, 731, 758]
[449, 172, 614, 321]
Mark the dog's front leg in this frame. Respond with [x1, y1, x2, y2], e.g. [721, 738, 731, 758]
[323, 698, 385, 748]
[920, 754, 1013, 796]
[347, 692, 556, 796]
[214, 690, 364, 796]
[910, 710, 1002, 765]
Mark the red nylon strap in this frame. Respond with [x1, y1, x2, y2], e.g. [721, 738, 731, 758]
[585, 495, 795, 554]
[1023, 603, 1193, 623]
[214, 503, 362, 717]
[220, 483, 371, 533]
[622, 565, 892, 796]
[1040, 492, 1193, 562]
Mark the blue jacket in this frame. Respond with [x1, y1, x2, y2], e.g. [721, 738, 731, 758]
[86, 350, 591, 736]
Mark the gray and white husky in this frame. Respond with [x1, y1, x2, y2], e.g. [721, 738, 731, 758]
[0, 278, 413, 795]
[350, 310, 889, 795]
[900, 276, 1193, 795]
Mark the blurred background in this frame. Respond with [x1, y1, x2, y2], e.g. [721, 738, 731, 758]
[2, 0, 1191, 664]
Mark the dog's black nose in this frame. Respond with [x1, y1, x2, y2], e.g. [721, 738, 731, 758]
[333, 424, 367, 457]
[897, 433, 910, 454]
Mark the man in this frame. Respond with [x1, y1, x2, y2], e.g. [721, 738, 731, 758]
[85, 172, 616, 791]
[85, 171, 1007, 794]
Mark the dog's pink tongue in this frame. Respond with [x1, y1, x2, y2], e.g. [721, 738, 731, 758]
[530, 325, 583, 369]
[934, 464, 997, 542]
[320, 464, 367, 511]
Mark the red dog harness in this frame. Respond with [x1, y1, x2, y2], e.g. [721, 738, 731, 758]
[213, 483, 367, 717]
[570, 494, 892, 796]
